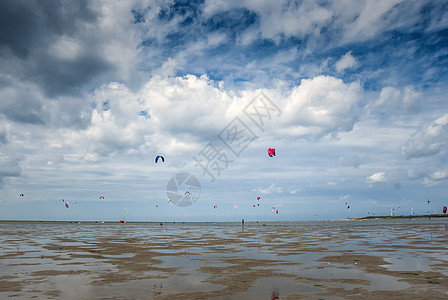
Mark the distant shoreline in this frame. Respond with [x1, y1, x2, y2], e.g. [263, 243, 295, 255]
[1, 215, 448, 224]
[349, 214, 448, 220]
[0, 220, 209, 224]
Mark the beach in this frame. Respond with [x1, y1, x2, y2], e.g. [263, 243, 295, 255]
[1, 219, 448, 299]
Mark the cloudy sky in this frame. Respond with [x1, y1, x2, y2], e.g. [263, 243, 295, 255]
[1, 0, 447, 222]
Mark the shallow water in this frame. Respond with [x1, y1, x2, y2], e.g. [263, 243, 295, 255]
[1, 219, 448, 299]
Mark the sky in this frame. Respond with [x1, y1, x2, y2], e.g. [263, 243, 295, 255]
[1, 0, 447, 222]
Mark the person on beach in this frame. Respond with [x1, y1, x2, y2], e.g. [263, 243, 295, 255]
[271, 289, 279, 299]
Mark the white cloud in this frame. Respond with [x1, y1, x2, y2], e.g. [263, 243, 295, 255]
[289, 187, 302, 194]
[335, 51, 359, 73]
[402, 113, 448, 159]
[258, 183, 283, 194]
[203, 0, 332, 44]
[202, 0, 427, 47]
[366, 172, 387, 184]
[56, 74, 238, 161]
[372, 86, 401, 110]
[52, 74, 369, 163]
[422, 168, 448, 187]
[402, 86, 422, 111]
[338, 194, 350, 201]
[369, 85, 422, 115]
[422, 177, 442, 187]
[280, 75, 362, 139]
[430, 169, 448, 180]
[342, 0, 405, 41]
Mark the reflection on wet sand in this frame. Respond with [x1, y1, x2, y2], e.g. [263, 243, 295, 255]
[1, 219, 448, 299]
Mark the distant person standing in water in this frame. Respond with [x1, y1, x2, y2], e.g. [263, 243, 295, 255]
[242, 219, 245, 230]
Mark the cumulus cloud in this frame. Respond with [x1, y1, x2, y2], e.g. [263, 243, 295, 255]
[430, 169, 448, 180]
[422, 168, 448, 187]
[50, 73, 369, 162]
[402, 114, 448, 159]
[369, 85, 422, 115]
[366, 172, 387, 184]
[257, 183, 283, 194]
[335, 51, 359, 73]
[280, 75, 362, 139]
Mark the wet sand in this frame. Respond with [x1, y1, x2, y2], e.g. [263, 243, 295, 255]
[1, 219, 448, 299]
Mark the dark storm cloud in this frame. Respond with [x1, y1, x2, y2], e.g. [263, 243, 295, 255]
[27, 52, 113, 97]
[0, 0, 96, 58]
[0, 0, 113, 98]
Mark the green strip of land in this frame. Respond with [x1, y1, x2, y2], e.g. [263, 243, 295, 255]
[350, 214, 448, 220]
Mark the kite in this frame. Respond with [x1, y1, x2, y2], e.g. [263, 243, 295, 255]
[155, 155, 165, 163]
[267, 148, 276, 157]
[65, 202, 69, 208]
[427, 198, 431, 204]
[213, 205, 217, 208]
[233, 204, 237, 209]
[257, 197, 260, 200]
[155, 205, 159, 208]
[167, 198, 171, 202]
[99, 196, 105, 199]
[185, 191, 190, 195]
[121, 209, 128, 224]
[19, 194, 24, 197]
[443, 206, 447, 214]
[253, 205, 256, 207]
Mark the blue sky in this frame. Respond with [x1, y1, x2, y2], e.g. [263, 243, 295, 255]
[0, 0, 447, 221]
